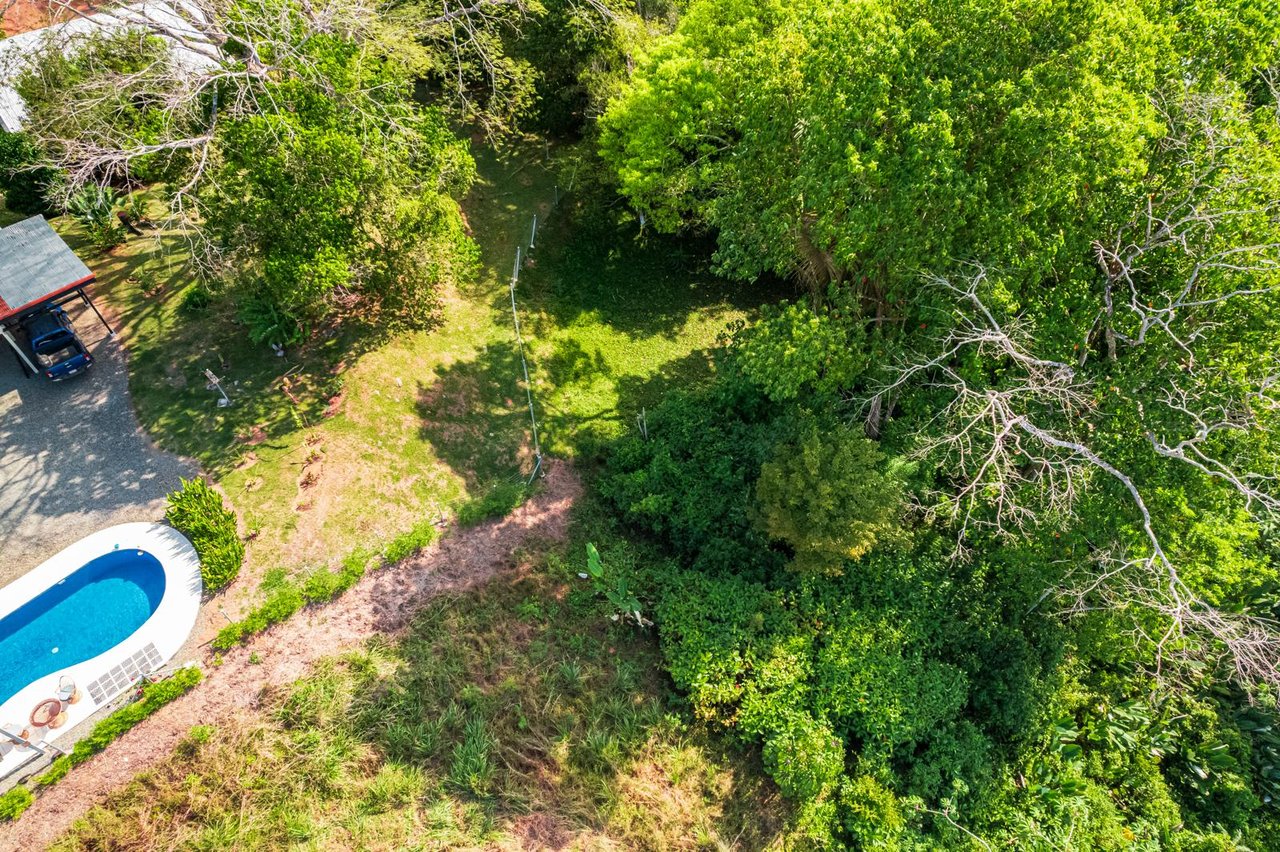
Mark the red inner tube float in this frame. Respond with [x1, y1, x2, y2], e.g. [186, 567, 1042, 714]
[29, 698, 63, 728]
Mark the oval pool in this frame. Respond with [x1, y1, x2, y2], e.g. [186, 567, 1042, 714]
[0, 523, 201, 781]
[0, 549, 166, 706]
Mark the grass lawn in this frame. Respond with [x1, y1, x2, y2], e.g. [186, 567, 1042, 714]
[51, 140, 780, 614]
[22, 142, 797, 845]
[49, 546, 792, 850]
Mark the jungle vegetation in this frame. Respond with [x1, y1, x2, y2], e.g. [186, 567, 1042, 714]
[7, 0, 1280, 848]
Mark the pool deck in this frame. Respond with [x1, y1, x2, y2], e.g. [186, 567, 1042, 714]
[0, 523, 201, 781]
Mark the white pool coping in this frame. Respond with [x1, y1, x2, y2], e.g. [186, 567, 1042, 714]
[0, 522, 201, 780]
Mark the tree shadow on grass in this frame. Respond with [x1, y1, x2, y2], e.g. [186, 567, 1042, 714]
[69, 223, 412, 477]
[536, 346, 724, 458]
[517, 206, 791, 343]
[415, 329, 727, 475]
[415, 342, 534, 492]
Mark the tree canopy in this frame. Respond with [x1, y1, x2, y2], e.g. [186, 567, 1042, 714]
[597, 0, 1280, 845]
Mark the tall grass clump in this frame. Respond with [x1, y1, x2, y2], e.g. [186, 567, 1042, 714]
[165, 477, 243, 593]
[0, 787, 32, 822]
[383, 517, 440, 563]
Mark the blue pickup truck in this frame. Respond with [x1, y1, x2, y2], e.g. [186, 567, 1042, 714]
[19, 306, 93, 380]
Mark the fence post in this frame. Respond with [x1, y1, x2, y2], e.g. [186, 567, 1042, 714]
[508, 247, 542, 482]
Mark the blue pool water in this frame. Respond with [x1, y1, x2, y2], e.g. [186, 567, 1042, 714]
[0, 549, 165, 706]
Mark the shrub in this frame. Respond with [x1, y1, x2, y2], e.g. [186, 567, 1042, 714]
[731, 297, 866, 402]
[600, 383, 784, 577]
[762, 712, 845, 801]
[211, 584, 304, 650]
[178, 284, 212, 317]
[239, 292, 305, 348]
[65, 185, 125, 250]
[0, 130, 56, 215]
[0, 787, 32, 822]
[384, 518, 439, 563]
[839, 774, 906, 849]
[755, 418, 902, 574]
[455, 481, 527, 526]
[165, 477, 243, 593]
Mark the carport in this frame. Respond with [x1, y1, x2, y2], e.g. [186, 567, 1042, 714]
[0, 215, 113, 375]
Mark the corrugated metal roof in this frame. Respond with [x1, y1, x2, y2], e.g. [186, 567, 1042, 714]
[0, 0, 219, 132]
[0, 216, 93, 321]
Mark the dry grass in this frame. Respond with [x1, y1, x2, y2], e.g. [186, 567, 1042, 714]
[50, 568, 791, 850]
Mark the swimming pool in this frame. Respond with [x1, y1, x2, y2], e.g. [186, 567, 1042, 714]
[0, 523, 201, 780]
[0, 550, 167, 706]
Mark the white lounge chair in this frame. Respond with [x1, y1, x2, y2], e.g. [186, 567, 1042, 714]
[1, 722, 29, 751]
[56, 675, 81, 705]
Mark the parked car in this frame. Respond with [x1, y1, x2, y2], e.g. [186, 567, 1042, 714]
[20, 306, 92, 380]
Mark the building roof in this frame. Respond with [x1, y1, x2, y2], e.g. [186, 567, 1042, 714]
[0, 216, 94, 322]
[0, 0, 218, 132]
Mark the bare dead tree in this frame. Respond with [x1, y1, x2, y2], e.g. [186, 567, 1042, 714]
[868, 82, 1280, 693]
[1, 0, 551, 279]
[1089, 81, 1280, 365]
[870, 269, 1096, 539]
[10, 0, 625, 229]
[869, 266, 1280, 692]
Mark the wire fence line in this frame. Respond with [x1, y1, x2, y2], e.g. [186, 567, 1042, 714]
[506, 170, 562, 486]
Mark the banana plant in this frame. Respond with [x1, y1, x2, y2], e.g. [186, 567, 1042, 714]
[584, 543, 650, 628]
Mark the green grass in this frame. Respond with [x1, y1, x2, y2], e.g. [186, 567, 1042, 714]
[50, 559, 792, 850]
[19, 146, 798, 845]
[51, 140, 777, 613]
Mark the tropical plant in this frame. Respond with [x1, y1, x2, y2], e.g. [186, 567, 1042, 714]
[582, 542, 648, 627]
[164, 477, 243, 593]
[65, 185, 124, 250]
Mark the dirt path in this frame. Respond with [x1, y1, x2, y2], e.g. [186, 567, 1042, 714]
[0, 462, 581, 851]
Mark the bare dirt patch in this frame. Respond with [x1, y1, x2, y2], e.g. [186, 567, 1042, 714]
[0, 461, 582, 851]
[236, 425, 268, 445]
[1, 0, 92, 36]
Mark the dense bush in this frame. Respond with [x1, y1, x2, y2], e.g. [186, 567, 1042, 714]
[165, 477, 244, 594]
[0, 131, 56, 215]
[755, 419, 902, 574]
[599, 380, 784, 578]
[600, 362, 1280, 847]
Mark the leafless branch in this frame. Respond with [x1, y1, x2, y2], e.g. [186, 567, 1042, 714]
[873, 265, 1280, 691]
[1090, 82, 1280, 366]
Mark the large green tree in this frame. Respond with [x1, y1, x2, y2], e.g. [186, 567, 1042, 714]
[198, 29, 476, 340]
[16, 0, 479, 336]
[600, 0, 1169, 302]
[598, 0, 1280, 844]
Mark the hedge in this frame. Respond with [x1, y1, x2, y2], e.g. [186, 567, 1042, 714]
[165, 477, 243, 593]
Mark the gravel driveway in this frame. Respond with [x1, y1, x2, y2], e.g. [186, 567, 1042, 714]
[0, 301, 195, 586]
